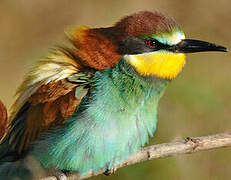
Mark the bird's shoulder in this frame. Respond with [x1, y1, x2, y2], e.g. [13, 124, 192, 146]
[5, 49, 95, 153]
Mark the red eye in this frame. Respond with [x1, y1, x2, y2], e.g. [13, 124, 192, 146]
[147, 40, 156, 48]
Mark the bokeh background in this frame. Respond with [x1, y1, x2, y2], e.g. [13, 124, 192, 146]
[0, 0, 231, 179]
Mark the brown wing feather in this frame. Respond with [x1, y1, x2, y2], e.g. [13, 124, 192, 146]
[17, 79, 86, 152]
[5, 49, 92, 153]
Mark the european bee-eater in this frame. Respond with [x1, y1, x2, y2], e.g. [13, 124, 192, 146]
[0, 11, 227, 179]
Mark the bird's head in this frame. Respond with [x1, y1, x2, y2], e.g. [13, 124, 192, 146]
[67, 11, 227, 80]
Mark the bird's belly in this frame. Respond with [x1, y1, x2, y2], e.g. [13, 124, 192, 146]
[33, 102, 158, 176]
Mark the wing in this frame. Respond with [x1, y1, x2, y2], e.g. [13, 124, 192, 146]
[2, 49, 94, 154]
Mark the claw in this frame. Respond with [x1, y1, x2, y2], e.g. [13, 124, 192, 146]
[103, 168, 117, 176]
[185, 137, 200, 150]
[54, 171, 67, 180]
[185, 137, 199, 144]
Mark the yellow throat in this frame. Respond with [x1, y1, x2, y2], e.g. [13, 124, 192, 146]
[125, 52, 186, 80]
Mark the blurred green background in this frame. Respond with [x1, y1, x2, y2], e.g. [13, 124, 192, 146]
[0, 0, 231, 180]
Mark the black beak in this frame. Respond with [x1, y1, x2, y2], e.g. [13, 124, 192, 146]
[170, 39, 228, 53]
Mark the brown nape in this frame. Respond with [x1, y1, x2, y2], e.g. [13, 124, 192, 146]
[71, 27, 121, 70]
[70, 11, 178, 71]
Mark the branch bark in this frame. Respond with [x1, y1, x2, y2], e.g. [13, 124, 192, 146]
[41, 133, 231, 180]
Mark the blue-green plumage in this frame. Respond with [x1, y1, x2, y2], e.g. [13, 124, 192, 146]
[0, 10, 225, 179]
[32, 58, 168, 175]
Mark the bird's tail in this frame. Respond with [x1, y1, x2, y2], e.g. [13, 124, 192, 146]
[0, 161, 32, 180]
[0, 99, 10, 162]
[0, 99, 8, 139]
[0, 100, 32, 180]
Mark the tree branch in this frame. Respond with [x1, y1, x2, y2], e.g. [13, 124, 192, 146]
[41, 133, 231, 180]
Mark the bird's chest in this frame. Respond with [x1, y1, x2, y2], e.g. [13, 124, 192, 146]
[82, 81, 162, 160]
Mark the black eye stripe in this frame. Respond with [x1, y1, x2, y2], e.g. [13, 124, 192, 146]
[118, 36, 174, 55]
[145, 39, 171, 50]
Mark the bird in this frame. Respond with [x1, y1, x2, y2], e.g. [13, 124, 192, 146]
[0, 11, 227, 179]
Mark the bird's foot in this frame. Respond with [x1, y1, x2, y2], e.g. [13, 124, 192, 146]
[103, 168, 117, 176]
[61, 170, 72, 175]
[54, 171, 68, 180]
[184, 137, 200, 150]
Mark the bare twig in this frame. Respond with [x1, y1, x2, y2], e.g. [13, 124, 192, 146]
[41, 133, 231, 180]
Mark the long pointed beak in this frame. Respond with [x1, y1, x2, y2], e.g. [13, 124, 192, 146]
[172, 39, 228, 53]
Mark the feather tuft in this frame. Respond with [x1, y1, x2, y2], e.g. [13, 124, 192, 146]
[10, 49, 79, 121]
